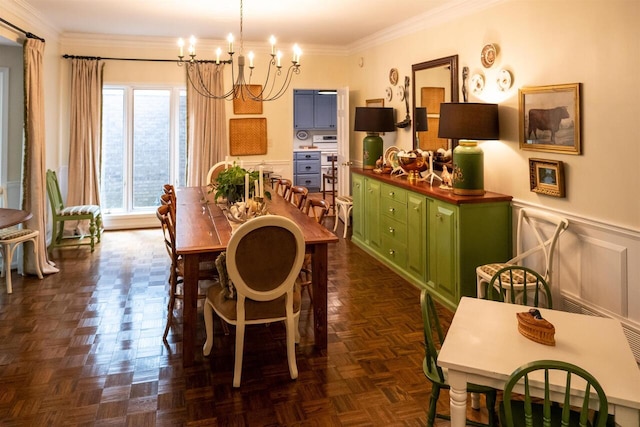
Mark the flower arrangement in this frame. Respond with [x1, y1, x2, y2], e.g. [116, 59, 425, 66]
[211, 164, 271, 204]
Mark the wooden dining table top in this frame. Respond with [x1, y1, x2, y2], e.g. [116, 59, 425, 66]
[0, 208, 32, 229]
[175, 186, 338, 255]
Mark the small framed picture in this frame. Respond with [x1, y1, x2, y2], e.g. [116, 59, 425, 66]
[519, 83, 581, 154]
[366, 98, 384, 108]
[529, 158, 565, 198]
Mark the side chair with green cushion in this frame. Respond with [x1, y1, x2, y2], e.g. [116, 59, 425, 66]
[487, 265, 553, 309]
[45, 169, 102, 252]
[420, 290, 497, 427]
[500, 360, 610, 427]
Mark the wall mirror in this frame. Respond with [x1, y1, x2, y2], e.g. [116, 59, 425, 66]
[412, 55, 459, 160]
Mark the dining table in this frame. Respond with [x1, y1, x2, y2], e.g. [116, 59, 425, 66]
[0, 208, 33, 229]
[175, 186, 339, 367]
[438, 297, 640, 427]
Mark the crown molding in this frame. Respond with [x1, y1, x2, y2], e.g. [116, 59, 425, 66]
[2, 0, 61, 43]
[347, 0, 508, 53]
[60, 32, 349, 57]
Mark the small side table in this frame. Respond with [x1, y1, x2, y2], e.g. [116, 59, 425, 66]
[333, 196, 353, 238]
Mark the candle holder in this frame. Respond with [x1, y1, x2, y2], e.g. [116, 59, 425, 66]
[224, 197, 268, 223]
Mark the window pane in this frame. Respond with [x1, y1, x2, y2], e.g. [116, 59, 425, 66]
[132, 89, 170, 209]
[101, 88, 125, 211]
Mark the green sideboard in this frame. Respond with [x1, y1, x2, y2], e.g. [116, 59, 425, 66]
[351, 169, 512, 311]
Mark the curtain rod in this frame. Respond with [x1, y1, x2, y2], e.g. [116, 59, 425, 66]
[62, 54, 179, 63]
[0, 17, 45, 42]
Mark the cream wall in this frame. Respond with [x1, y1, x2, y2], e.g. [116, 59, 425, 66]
[347, 0, 640, 231]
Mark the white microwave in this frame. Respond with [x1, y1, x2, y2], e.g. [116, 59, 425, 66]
[312, 135, 337, 143]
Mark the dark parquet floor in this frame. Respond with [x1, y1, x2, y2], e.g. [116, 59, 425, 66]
[0, 213, 492, 426]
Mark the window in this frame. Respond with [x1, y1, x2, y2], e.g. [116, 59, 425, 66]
[101, 86, 186, 214]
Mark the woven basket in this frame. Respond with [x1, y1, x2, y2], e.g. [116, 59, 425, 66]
[229, 118, 267, 156]
[517, 311, 556, 346]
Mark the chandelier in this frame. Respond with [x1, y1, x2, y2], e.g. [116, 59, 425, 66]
[177, 0, 301, 101]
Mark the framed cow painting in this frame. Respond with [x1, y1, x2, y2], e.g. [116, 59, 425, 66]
[519, 83, 581, 154]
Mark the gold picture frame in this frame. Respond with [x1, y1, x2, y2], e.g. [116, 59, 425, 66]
[529, 158, 565, 198]
[519, 83, 581, 154]
[366, 98, 384, 108]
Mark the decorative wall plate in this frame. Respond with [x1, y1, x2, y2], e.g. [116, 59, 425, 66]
[396, 85, 405, 101]
[389, 68, 399, 85]
[470, 73, 485, 94]
[481, 43, 497, 68]
[497, 69, 512, 91]
[296, 129, 309, 140]
[385, 87, 393, 102]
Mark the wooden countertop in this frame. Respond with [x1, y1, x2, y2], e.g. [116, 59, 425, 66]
[352, 168, 512, 205]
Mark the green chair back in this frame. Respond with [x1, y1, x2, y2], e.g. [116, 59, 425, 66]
[420, 290, 447, 385]
[420, 290, 496, 427]
[46, 169, 65, 215]
[488, 265, 553, 308]
[501, 360, 609, 427]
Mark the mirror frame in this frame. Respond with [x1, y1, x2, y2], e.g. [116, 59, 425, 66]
[412, 54, 459, 150]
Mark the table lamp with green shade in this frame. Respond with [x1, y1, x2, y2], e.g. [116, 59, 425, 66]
[354, 107, 396, 169]
[438, 103, 499, 195]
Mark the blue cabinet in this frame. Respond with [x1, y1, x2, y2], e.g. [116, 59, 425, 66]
[294, 90, 336, 130]
[293, 151, 321, 192]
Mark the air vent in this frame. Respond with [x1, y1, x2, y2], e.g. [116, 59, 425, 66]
[562, 295, 640, 364]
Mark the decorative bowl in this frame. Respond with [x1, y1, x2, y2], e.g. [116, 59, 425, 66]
[397, 154, 428, 181]
[398, 154, 427, 171]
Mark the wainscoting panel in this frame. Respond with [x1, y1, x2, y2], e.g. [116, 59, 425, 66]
[513, 201, 640, 363]
[577, 235, 627, 316]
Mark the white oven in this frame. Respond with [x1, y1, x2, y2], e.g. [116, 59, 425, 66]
[310, 135, 338, 178]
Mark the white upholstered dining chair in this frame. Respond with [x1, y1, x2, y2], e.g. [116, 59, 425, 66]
[202, 215, 306, 387]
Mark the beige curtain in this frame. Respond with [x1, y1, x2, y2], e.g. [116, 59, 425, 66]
[22, 38, 58, 275]
[186, 63, 227, 186]
[66, 58, 103, 233]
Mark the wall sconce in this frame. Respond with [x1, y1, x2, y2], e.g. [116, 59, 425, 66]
[438, 103, 499, 195]
[354, 107, 396, 169]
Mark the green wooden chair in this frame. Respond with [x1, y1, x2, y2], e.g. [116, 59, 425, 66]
[420, 290, 497, 427]
[45, 169, 102, 252]
[487, 265, 553, 309]
[500, 360, 610, 427]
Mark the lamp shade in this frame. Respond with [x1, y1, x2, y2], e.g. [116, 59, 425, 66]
[415, 107, 428, 132]
[438, 103, 499, 140]
[354, 107, 396, 133]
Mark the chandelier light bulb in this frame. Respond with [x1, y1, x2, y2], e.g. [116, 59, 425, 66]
[248, 51, 255, 69]
[227, 33, 234, 54]
[293, 44, 302, 65]
[215, 47, 221, 64]
[188, 36, 196, 56]
[177, 38, 184, 57]
[276, 51, 282, 68]
[269, 35, 276, 55]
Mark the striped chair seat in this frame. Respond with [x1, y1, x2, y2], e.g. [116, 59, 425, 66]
[478, 263, 526, 284]
[0, 228, 38, 241]
[59, 205, 101, 216]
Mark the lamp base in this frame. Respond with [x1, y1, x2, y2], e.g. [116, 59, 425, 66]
[452, 141, 484, 196]
[363, 133, 383, 170]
